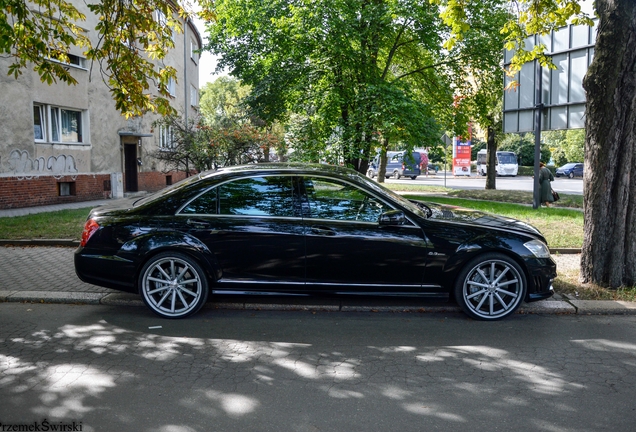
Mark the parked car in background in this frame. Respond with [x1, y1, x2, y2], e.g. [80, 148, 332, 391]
[75, 163, 556, 321]
[367, 151, 421, 179]
[556, 163, 584, 178]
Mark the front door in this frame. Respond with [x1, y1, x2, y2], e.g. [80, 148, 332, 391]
[124, 144, 138, 192]
[300, 176, 428, 293]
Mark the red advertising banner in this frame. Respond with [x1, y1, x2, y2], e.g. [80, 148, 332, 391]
[453, 138, 472, 176]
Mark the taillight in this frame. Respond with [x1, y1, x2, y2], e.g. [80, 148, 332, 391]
[80, 219, 100, 247]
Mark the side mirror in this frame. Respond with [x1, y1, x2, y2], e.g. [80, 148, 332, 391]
[379, 210, 405, 226]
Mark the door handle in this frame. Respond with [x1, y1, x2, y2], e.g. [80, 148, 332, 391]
[187, 218, 210, 228]
[310, 226, 336, 236]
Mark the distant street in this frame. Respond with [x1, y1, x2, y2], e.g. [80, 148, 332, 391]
[385, 172, 584, 195]
[1, 302, 636, 432]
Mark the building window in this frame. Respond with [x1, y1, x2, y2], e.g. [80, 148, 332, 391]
[159, 125, 175, 149]
[33, 105, 45, 141]
[58, 182, 76, 196]
[67, 54, 85, 68]
[156, 10, 174, 41]
[49, 53, 86, 69]
[167, 77, 176, 96]
[33, 103, 86, 144]
[190, 39, 199, 63]
[190, 85, 198, 107]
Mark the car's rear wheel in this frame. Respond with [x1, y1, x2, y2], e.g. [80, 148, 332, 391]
[392, 170, 401, 179]
[367, 169, 375, 178]
[569, 172, 574, 179]
[454, 253, 526, 320]
[139, 252, 209, 319]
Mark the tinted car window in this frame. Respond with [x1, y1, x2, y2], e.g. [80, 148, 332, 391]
[218, 176, 297, 217]
[303, 177, 392, 222]
[180, 187, 218, 214]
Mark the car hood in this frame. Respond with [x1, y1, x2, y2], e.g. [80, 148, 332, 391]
[423, 202, 544, 238]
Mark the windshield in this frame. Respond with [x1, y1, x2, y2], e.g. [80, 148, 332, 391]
[357, 175, 429, 219]
[497, 153, 517, 164]
[560, 163, 577, 169]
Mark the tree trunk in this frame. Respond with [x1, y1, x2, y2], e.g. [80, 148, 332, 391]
[485, 125, 497, 190]
[581, 0, 636, 288]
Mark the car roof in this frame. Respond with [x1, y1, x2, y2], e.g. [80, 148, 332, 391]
[198, 162, 363, 181]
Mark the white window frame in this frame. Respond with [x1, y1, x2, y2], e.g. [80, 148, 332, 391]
[167, 77, 176, 97]
[33, 104, 46, 142]
[33, 103, 87, 144]
[159, 125, 175, 150]
[190, 39, 199, 64]
[190, 85, 198, 107]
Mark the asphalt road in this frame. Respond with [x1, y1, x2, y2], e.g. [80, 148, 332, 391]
[2, 302, 636, 432]
[385, 173, 584, 195]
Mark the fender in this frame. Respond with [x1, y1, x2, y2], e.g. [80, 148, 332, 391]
[119, 231, 222, 282]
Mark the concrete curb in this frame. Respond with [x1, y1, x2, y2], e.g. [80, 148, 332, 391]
[0, 239, 80, 247]
[3, 290, 635, 316]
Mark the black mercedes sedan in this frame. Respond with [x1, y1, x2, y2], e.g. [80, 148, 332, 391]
[75, 163, 556, 320]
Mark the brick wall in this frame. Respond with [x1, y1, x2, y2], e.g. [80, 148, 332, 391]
[138, 171, 190, 192]
[0, 171, 193, 209]
[0, 174, 111, 209]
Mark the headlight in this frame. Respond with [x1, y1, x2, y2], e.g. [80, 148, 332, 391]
[524, 240, 551, 258]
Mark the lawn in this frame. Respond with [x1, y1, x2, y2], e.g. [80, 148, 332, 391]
[0, 208, 92, 240]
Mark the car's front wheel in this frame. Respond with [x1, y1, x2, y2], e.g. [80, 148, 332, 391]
[139, 252, 209, 319]
[569, 172, 574, 179]
[392, 170, 401, 179]
[454, 253, 526, 320]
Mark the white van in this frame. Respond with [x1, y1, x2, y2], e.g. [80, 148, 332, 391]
[476, 150, 518, 176]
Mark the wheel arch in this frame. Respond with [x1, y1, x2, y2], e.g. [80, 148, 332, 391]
[124, 233, 221, 293]
[444, 246, 532, 301]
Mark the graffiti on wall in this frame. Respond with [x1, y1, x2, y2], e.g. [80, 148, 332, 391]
[1, 150, 78, 179]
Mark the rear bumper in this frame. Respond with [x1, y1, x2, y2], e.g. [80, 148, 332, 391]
[74, 248, 138, 293]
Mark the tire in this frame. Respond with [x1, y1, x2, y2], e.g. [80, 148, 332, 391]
[392, 170, 401, 179]
[367, 169, 375, 178]
[410, 176, 417, 180]
[454, 253, 526, 320]
[139, 252, 209, 319]
[568, 172, 574, 179]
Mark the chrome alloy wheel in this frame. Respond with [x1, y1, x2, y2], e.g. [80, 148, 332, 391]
[140, 253, 208, 318]
[458, 256, 525, 320]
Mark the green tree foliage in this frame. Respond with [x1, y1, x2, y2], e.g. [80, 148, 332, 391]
[543, 130, 585, 166]
[199, 77, 252, 127]
[499, 133, 551, 166]
[1, 0, 183, 117]
[201, 0, 507, 174]
[151, 114, 215, 174]
[196, 76, 285, 165]
[199, 123, 280, 167]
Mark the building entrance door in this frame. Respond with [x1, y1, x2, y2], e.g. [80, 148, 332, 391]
[124, 144, 138, 192]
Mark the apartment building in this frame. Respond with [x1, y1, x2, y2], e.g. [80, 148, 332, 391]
[0, 6, 201, 209]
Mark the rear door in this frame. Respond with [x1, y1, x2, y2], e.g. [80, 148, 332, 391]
[178, 175, 306, 290]
[300, 176, 428, 294]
